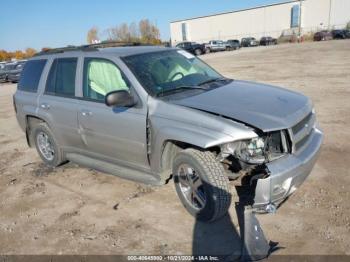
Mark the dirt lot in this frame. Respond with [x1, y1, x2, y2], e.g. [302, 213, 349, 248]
[0, 40, 349, 257]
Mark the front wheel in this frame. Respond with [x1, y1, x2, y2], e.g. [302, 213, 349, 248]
[173, 149, 232, 222]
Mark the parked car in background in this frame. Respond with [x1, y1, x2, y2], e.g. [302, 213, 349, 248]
[204, 40, 226, 53]
[260, 36, 277, 46]
[0, 62, 18, 82]
[224, 39, 240, 51]
[331, 29, 350, 39]
[241, 37, 259, 47]
[175, 41, 206, 56]
[279, 29, 298, 43]
[8, 60, 26, 83]
[0, 62, 7, 81]
[344, 30, 350, 38]
[0, 62, 6, 70]
[314, 31, 333, 41]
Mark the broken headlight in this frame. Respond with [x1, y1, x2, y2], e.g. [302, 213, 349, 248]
[236, 137, 266, 164]
[221, 131, 289, 164]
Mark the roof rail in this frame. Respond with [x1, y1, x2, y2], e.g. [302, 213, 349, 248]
[34, 41, 152, 57]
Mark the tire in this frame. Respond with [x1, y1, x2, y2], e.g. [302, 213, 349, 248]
[32, 122, 65, 167]
[173, 148, 232, 222]
[205, 48, 210, 54]
[194, 48, 202, 56]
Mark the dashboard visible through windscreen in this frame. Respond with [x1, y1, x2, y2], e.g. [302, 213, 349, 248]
[122, 50, 224, 97]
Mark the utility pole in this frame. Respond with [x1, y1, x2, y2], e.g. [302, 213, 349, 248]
[298, 0, 302, 40]
[328, 0, 332, 29]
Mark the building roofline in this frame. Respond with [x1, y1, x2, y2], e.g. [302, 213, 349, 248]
[170, 0, 303, 24]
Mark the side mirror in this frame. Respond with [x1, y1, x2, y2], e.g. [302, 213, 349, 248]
[105, 90, 135, 107]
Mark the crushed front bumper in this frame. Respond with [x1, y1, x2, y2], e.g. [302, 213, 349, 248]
[253, 128, 323, 209]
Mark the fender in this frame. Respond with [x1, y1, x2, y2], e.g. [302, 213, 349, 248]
[147, 97, 258, 173]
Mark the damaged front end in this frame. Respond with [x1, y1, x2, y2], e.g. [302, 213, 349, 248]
[217, 121, 323, 213]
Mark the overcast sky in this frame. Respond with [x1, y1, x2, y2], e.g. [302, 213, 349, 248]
[0, 0, 291, 51]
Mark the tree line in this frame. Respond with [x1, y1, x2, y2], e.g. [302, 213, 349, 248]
[87, 19, 161, 45]
[0, 19, 162, 62]
[0, 48, 38, 62]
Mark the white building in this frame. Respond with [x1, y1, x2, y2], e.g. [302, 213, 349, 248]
[170, 0, 350, 45]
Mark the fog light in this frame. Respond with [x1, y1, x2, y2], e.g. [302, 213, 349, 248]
[265, 203, 277, 214]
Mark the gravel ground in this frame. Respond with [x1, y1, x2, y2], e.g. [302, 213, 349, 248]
[0, 40, 349, 257]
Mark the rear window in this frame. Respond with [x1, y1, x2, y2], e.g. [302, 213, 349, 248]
[45, 58, 77, 97]
[18, 60, 47, 92]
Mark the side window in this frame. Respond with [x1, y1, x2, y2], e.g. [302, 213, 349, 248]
[45, 58, 77, 97]
[18, 60, 46, 92]
[83, 58, 130, 102]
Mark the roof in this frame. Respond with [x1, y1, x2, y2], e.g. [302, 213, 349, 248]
[34, 42, 171, 58]
[170, 0, 301, 23]
[98, 46, 171, 56]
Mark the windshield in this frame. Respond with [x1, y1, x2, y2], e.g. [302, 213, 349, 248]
[122, 50, 224, 96]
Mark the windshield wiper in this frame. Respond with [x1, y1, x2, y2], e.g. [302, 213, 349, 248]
[156, 86, 207, 97]
[198, 77, 229, 86]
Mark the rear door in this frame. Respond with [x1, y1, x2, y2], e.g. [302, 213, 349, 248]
[76, 57, 148, 169]
[37, 57, 83, 149]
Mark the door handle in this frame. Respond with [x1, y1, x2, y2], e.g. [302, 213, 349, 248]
[40, 103, 50, 110]
[81, 110, 92, 116]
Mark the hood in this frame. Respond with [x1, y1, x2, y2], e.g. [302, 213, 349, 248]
[171, 80, 312, 132]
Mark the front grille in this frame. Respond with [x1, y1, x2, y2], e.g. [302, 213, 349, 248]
[290, 111, 315, 152]
[292, 112, 312, 134]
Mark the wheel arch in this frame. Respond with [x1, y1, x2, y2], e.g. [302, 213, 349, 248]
[25, 115, 50, 147]
[150, 126, 229, 180]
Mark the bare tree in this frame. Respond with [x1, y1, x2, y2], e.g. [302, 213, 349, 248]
[129, 22, 139, 42]
[87, 27, 99, 44]
[101, 19, 161, 44]
[117, 23, 130, 42]
[25, 48, 37, 58]
[139, 19, 160, 44]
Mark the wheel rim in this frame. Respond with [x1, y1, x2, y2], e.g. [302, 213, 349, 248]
[177, 164, 206, 210]
[36, 131, 55, 161]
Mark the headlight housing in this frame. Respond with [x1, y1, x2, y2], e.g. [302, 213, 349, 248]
[236, 137, 266, 164]
[221, 131, 289, 164]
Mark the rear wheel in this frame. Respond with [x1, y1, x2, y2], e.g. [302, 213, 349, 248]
[173, 148, 232, 222]
[33, 122, 65, 167]
[194, 48, 202, 56]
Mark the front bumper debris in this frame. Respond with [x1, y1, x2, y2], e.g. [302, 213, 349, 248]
[253, 128, 323, 209]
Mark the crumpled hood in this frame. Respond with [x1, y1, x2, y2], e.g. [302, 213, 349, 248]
[171, 80, 312, 132]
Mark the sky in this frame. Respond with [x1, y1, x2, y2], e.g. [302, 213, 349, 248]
[0, 0, 292, 51]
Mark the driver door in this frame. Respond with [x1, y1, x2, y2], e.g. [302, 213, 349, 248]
[77, 57, 148, 169]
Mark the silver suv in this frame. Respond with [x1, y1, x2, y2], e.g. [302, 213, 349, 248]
[14, 44, 323, 222]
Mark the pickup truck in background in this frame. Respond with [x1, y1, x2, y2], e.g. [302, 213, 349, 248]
[204, 40, 226, 53]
